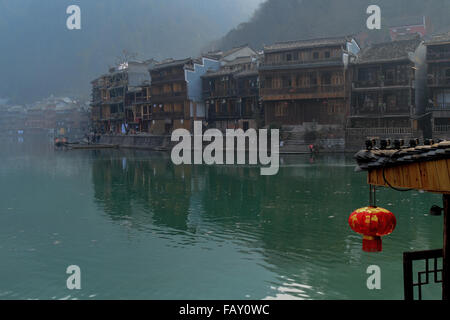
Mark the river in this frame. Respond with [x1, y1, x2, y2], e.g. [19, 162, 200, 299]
[0, 137, 444, 299]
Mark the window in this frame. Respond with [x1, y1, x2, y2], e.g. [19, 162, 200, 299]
[321, 73, 332, 85]
[385, 70, 395, 82]
[152, 86, 161, 95]
[309, 73, 317, 86]
[282, 76, 292, 88]
[173, 82, 183, 92]
[313, 52, 320, 60]
[363, 94, 376, 111]
[163, 104, 172, 113]
[275, 102, 288, 117]
[325, 51, 331, 58]
[174, 103, 183, 113]
[358, 68, 376, 82]
[386, 95, 397, 108]
[293, 52, 299, 60]
[163, 84, 172, 93]
[220, 101, 227, 113]
[286, 53, 292, 61]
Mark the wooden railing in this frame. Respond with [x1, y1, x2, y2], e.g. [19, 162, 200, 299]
[151, 91, 186, 98]
[353, 79, 411, 88]
[434, 125, 450, 132]
[351, 107, 411, 116]
[403, 249, 443, 300]
[346, 127, 413, 136]
[261, 85, 344, 96]
[150, 111, 184, 120]
[151, 74, 185, 83]
[262, 57, 342, 67]
[427, 103, 450, 111]
[427, 77, 450, 86]
[238, 87, 259, 96]
[427, 51, 450, 61]
[203, 89, 237, 98]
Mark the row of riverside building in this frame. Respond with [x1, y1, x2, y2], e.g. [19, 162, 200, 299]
[90, 32, 450, 151]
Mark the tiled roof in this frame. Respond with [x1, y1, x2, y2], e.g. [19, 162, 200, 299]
[354, 140, 450, 171]
[355, 37, 421, 64]
[222, 45, 250, 57]
[426, 31, 450, 45]
[264, 36, 351, 53]
[234, 69, 258, 78]
[388, 16, 425, 28]
[224, 56, 254, 67]
[259, 59, 343, 71]
[202, 69, 236, 78]
[153, 58, 193, 70]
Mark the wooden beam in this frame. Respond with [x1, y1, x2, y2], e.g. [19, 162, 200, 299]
[444, 194, 450, 300]
[368, 159, 450, 194]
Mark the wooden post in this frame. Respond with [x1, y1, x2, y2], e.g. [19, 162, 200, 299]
[444, 194, 450, 300]
[403, 252, 414, 300]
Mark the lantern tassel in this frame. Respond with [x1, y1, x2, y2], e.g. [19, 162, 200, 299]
[362, 235, 382, 252]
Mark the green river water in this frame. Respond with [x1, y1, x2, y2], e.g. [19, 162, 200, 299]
[0, 137, 444, 300]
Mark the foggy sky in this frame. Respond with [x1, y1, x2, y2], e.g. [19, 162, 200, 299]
[0, 0, 264, 104]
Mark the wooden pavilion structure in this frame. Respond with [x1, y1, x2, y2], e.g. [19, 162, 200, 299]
[355, 140, 450, 300]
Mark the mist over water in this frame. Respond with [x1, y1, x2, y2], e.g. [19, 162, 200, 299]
[0, 0, 264, 104]
[0, 138, 443, 299]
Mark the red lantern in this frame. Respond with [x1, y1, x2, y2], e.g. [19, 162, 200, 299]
[348, 206, 396, 252]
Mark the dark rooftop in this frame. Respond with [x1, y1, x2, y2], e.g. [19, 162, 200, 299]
[388, 15, 426, 28]
[354, 140, 450, 171]
[426, 31, 450, 46]
[264, 36, 352, 53]
[234, 69, 258, 78]
[202, 69, 236, 79]
[152, 58, 193, 70]
[355, 37, 422, 64]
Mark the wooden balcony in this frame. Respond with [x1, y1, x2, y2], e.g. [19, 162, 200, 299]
[238, 87, 259, 97]
[208, 108, 255, 121]
[150, 111, 184, 120]
[434, 124, 450, 132]
[427, 51, 450, 62]
[99, 112, 125, 122]
[346, 127, 413, 136]
[353, 79, 412, 89]
[261, 85, 345, 100]
[151, 91, 187, 100]
[208, 111, 241, 120]
[428, 77, 450, 87]
[151, 74, 185, 84]
[203, 89, 237, 98]
[132, 96, 152, 105]
[351, 106, 411, 117]
[426, 103, 450, 111]
[262, 57, 342, 67]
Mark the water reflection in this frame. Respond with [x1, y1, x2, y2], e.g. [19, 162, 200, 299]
[0, 138, 445, 299]
[92, 150, 195, 232]
[91, 150, 443, 299]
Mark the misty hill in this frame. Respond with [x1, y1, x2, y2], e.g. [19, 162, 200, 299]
[216, 0, 450, 51]
[0, 0, 262, 104]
